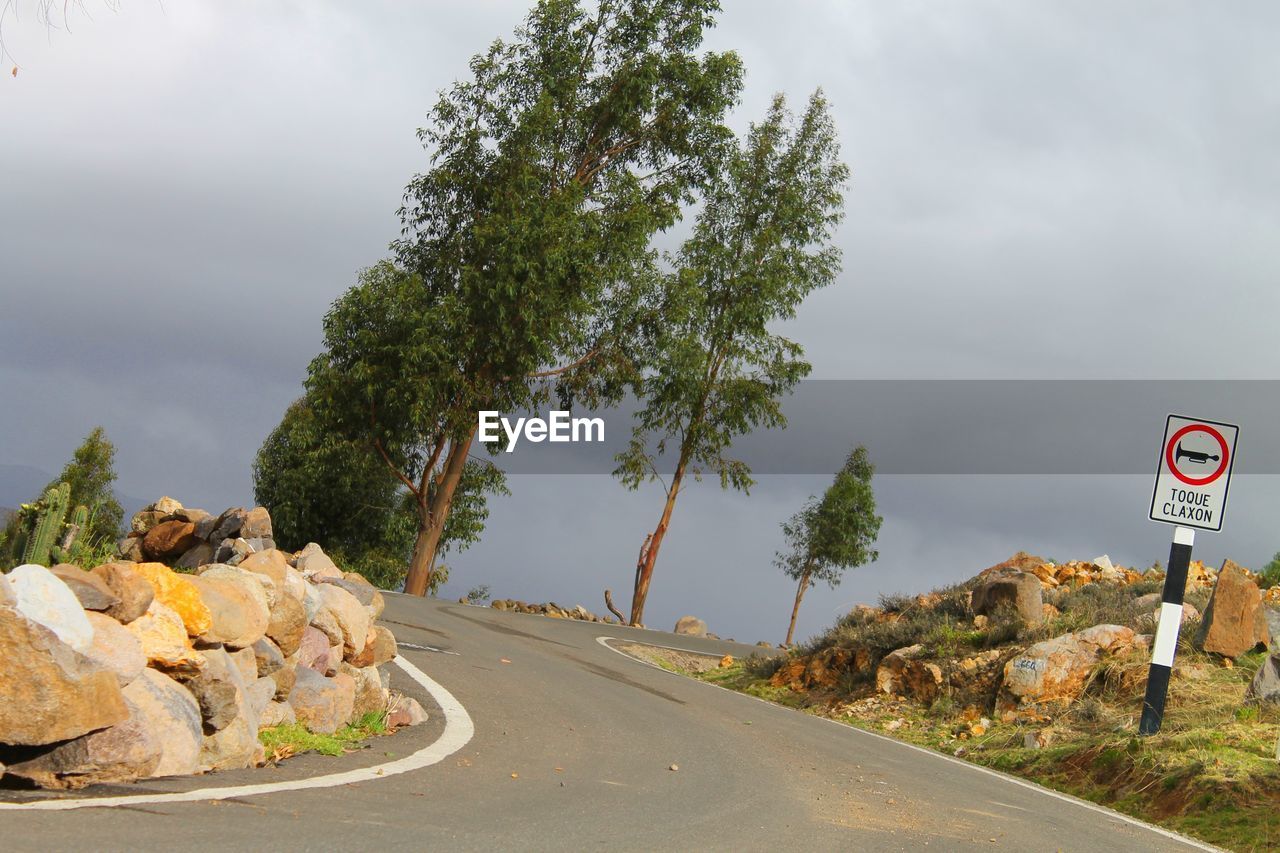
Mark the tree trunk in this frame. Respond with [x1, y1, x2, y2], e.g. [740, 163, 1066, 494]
[785, 562, 813, 647]
[403, 425, 477, 597]
[629, 459, 688, 626]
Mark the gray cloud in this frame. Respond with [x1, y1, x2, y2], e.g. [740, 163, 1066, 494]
[2, 1, 1277, 639]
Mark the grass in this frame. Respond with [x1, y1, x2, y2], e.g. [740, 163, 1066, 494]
[258, 711, 390, 759]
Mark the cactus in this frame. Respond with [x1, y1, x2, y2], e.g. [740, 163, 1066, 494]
[21, 483, 71, 566]
[51, 504, 91, 565]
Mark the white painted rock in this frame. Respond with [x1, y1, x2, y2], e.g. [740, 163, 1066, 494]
[8, 564, 95, 653]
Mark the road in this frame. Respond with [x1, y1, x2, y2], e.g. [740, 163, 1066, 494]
[1, 595, 1212, 852]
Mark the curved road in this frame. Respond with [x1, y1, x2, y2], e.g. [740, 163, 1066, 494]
[3, 595, 1210, 851]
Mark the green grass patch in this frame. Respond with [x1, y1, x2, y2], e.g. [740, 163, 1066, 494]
[259, 711, 390, 758]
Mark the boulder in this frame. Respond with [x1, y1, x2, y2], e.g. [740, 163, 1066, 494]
[386, 695, 428, 728]
[0, 603, 130, 745]
[253, 636, 285, 675]
[368, 625, 397, 666]
[297, 625, 331, 675]
[132, 562, 212, 637]
[281, 567, 308, 604]
[1266, 607, 1280, 644]
[83, 611, 146, 687]
[2, 695, 162, 789]
[290, 667, 356, 734]
[49, 564, 120, 612]
[269, 657, 297, 701]
[341, 662, 389, 719]
[117, 534, 146, 562]
[6, 563, 96, 652]
[295, 542, 342, 580]
[320, 575, 385, 619]
[124, 600, 204, 675]
[91, 561, 155, 624]
[188, 573, 270, 650]
[259, 701, 295, 728]
[316, 584, 370, 658]
[310, 605, 344, 647]
[142, 520, 199, 560]
[130, 509, 165, 535]
[245, 677, 277, 719]
[674, 616, 708, 637]
[151, 496, 184, 517]
[241, 506, 273, 539]
[971, 572, 1043, 624]
[174, 542, 216, 571]
[875, 644, 943, 703]
[238, 549, 290, 594]
[1196, 561, 1270, 658]
[209, 508, 246, 543]
[174, 506, 211, 526]
[229, 646, 259, 683]
[999, 624, 1138, 709]
[266, 591, 306, 657]
[200, 699, 260, 771]
[183, 646, 247, 733]
[121, 668, 202, 778]
[1245, 654, 1280, 705]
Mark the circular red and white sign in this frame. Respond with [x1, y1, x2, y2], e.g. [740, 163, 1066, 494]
[1165, 423, 1230, 486]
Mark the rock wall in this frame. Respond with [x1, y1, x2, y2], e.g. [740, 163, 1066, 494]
[0, 498, 423, 790]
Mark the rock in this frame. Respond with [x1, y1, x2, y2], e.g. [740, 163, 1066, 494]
[321, 575, 385, 619]
[269, 658, 297, 700]
[174, 542, 216, 571]
[875, 645, 943, 703]
[133, 562, 212, 636]
[326, 642, 343, 676]
[214, 537, 256, 566]
[1245, 654, 1280, 705]
[151, 496, 184, 517]
[188, 574, 270, 650]
[341, 663, 388, 719]
[2, 695, 163, 789]
[316, 583, 370, 658]
[971, 572, 1044, 624]
[301, 580, 323, 625]
[200, 702, 259, 771]
[209, 508, 246, 543]
[281, 567, 307, 604]
[83, 611, 146, 687]
[238, 549, 290, 594]
[0, 602, 130, 745]
[999, 624, 1138, 709]
[310, 605, 344, 647]
[124, 600, 204, 674]
[1265, 607, 1280, 644]
[368, 625, 397, 666]
[245, 677, 277, 720]
[91, 561, 155, 624]
[253, 636, 285, 675]
[674, 616, 708, 637]
[771, 645, 874, 691]
[296, 542, 343, 579]
[184, 655, 243, 734]
[122, 668, 202, 777]
[290, 667, 356, 734]
[229, 646, 259, 683]
[297, 626, 331, 675]
[386, 695, 428, 728]
[48, 564, 121, 612]
[116, 534, 146, 562]
[6, 563, 96, 652]
[241, 506, 273, 539]
[259, 700, 295, 728]
[266, 591, 306, 657]
[1197, 561, 1271, 658]
[130, 509, 166, 535]
[142, 520, 199, 560]
[756, 641, 773, 648]
[173, 506, 211, 525]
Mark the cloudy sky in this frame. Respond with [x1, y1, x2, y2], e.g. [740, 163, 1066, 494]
[2, 1, 1277, 642]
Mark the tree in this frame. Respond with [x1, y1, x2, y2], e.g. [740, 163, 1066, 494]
[614, 91, 847, 626]
[1259, 552, 1280, 590]
[309, 0, 742, 596]
[253, 395, 507, 591]
[776, 445, 881, 646]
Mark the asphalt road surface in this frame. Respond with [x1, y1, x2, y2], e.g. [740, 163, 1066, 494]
[1, 595, 1213, 852]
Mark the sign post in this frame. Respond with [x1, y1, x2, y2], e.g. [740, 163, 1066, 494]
[1139, 414, 1239, 735]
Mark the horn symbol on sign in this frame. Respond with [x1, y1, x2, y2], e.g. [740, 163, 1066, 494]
[1175, 442, 1219, 466]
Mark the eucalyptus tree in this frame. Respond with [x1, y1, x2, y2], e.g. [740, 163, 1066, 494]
[776, 445, 881, 646]
[308, 0, 743, 595]
[614, 91, 847, 626]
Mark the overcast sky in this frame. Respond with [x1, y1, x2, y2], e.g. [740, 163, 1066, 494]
[2, 1, 1278, 643]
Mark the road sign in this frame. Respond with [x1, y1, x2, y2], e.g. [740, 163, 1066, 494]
[1148, 414, 1239, 532]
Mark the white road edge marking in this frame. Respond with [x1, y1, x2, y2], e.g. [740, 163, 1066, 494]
[0, 654, 473, 812]
[596, 636, 1219, 853]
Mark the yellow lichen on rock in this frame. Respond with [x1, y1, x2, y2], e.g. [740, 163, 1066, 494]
[132, 562, 212, 637]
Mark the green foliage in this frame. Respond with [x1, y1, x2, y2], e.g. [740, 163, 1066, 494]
[43, 427, 124, 545]
[466, 584, 492, 604]
[22, 483, 70, 566]
[1259, 551, 1280, 589]
[307, 0, 745, 586]
[615, 91, 848, 496]
[776, 445, 881, 591]
[258, 711, 389, 758]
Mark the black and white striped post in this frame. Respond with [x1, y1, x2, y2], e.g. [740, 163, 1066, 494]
[1138, 525, 1194, 735]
